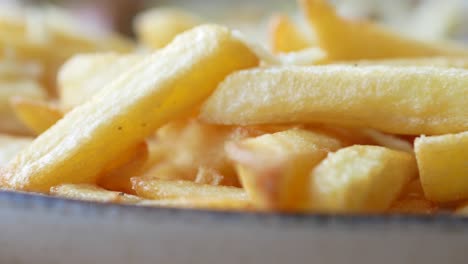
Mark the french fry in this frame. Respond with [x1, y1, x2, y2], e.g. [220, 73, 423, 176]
[0, 25, 258, 192]
[134, 8, 202, 49]
[50, 184, 140, 203]
[310, 145, 417, 213]
[138, 197, 251, 210]
[132, 178, 248, 202]
[299, 0, 468, 61]
[360, 129, 413, 153]
[415, 131, 468, 202]
[343, 57, 468, 68]
[142, 119, 248, 186]
[10, 97, 63, 135]
[97, 141, 149, 194]
[269, 14, 312, 53]
[276, 47, 327, 65]
[0, 80, 46, 134]
[0, 134, 32, 166]
[58, 53, 143, 109]
[227, 129, 342, 211]
[389, 179, 436, 214]
[201, 66, 468, 135]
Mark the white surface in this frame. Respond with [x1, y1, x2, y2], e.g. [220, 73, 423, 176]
[1, 192, 468, 264]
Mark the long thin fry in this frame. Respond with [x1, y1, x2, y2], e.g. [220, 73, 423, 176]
[0, 25, 258, 192]
[201, 66, 468, 135]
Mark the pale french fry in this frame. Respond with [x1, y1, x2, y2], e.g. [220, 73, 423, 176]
[58, 53, 143, 109]
[300, 0, 468, 61]
[131, 178, 248, 202]
[276, 47, 327, 65]
[0, 60, 42, 80]
[415, 131, 468, 202]
[227, 129, 342, 211]
[97, 141, 149, 194]
[343, 57, 468, 68]
[134, 8, 202, 49]
[310, 145, 417, 213]
[50, 184, 140, 203]
[138, 197, 252, 210]
[10, 97, 63, 134]
[142, 119, 248, 186]
[0, 25, 258, 192]
[360, 129, 413, 153]
[269, 14, 312, 53]
[0, 80, 46, 134]
[0, 134, 32, 166]
[201, 66, 468, 135]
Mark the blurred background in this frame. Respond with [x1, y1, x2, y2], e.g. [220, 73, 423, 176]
[0, 0, 466, 42]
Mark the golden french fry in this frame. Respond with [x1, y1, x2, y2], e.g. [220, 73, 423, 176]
[227, 129, 342, 211]
[269, 14, 312, 53]
[0, 60, 42, 80]
[139, 197, 252, 210]
[50, 184, 140, 203]
[201, 66, 468, 135]
[58, 53, 143, 109]
[131, 178, 248, 202]
[1, 25, 258, 192]
[0, 80, 46, 135]
[299, 0, 468, 61]
[134, 8, 202, 49]
[389, 179, 436, 214]
[10, 97, 63, 134]
[310, 145, 417, 213]
[0, 134, 32, 166]
[415, 131, 468, 202]
[97, 141, 148, 194]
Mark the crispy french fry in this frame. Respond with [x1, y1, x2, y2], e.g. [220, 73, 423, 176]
[134, 8, 202, 49]
[300, 0, 468, 61]
[415, 131, 468, 202]
[50, 184, 140, 203]
[201, 66, 468, 135]
[10, 97, 63, 134]
[58, 53, 143, 109]
[269, 14, 312, 53]
[310, 145, 417, 213]
[1, 25, 258, 192]
[97, 141, 148, 194]
[131, 178, 248, 202]
[138, 197, 251, 210]
[0, 80, 46, 134]
[0, 134, 32, 166]
[227, 129, 342, 211]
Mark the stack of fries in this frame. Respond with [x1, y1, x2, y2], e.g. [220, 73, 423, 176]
[0, 0, 467, 215]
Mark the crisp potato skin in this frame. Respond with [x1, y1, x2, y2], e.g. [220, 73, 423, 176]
[310, 145, 417, 213]
[415, 131, 468, 203]
[201, 66, 468, 135]
[1, 25, 258, 192]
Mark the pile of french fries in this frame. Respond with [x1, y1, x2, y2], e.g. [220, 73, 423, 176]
[0, 0, 467, 215]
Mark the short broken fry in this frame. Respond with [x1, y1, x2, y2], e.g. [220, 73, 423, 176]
[310, 145, 417, 213]
[227, 129, 342, 211]
[415, 131, 468, 203]
[50, 184, 140, 203]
